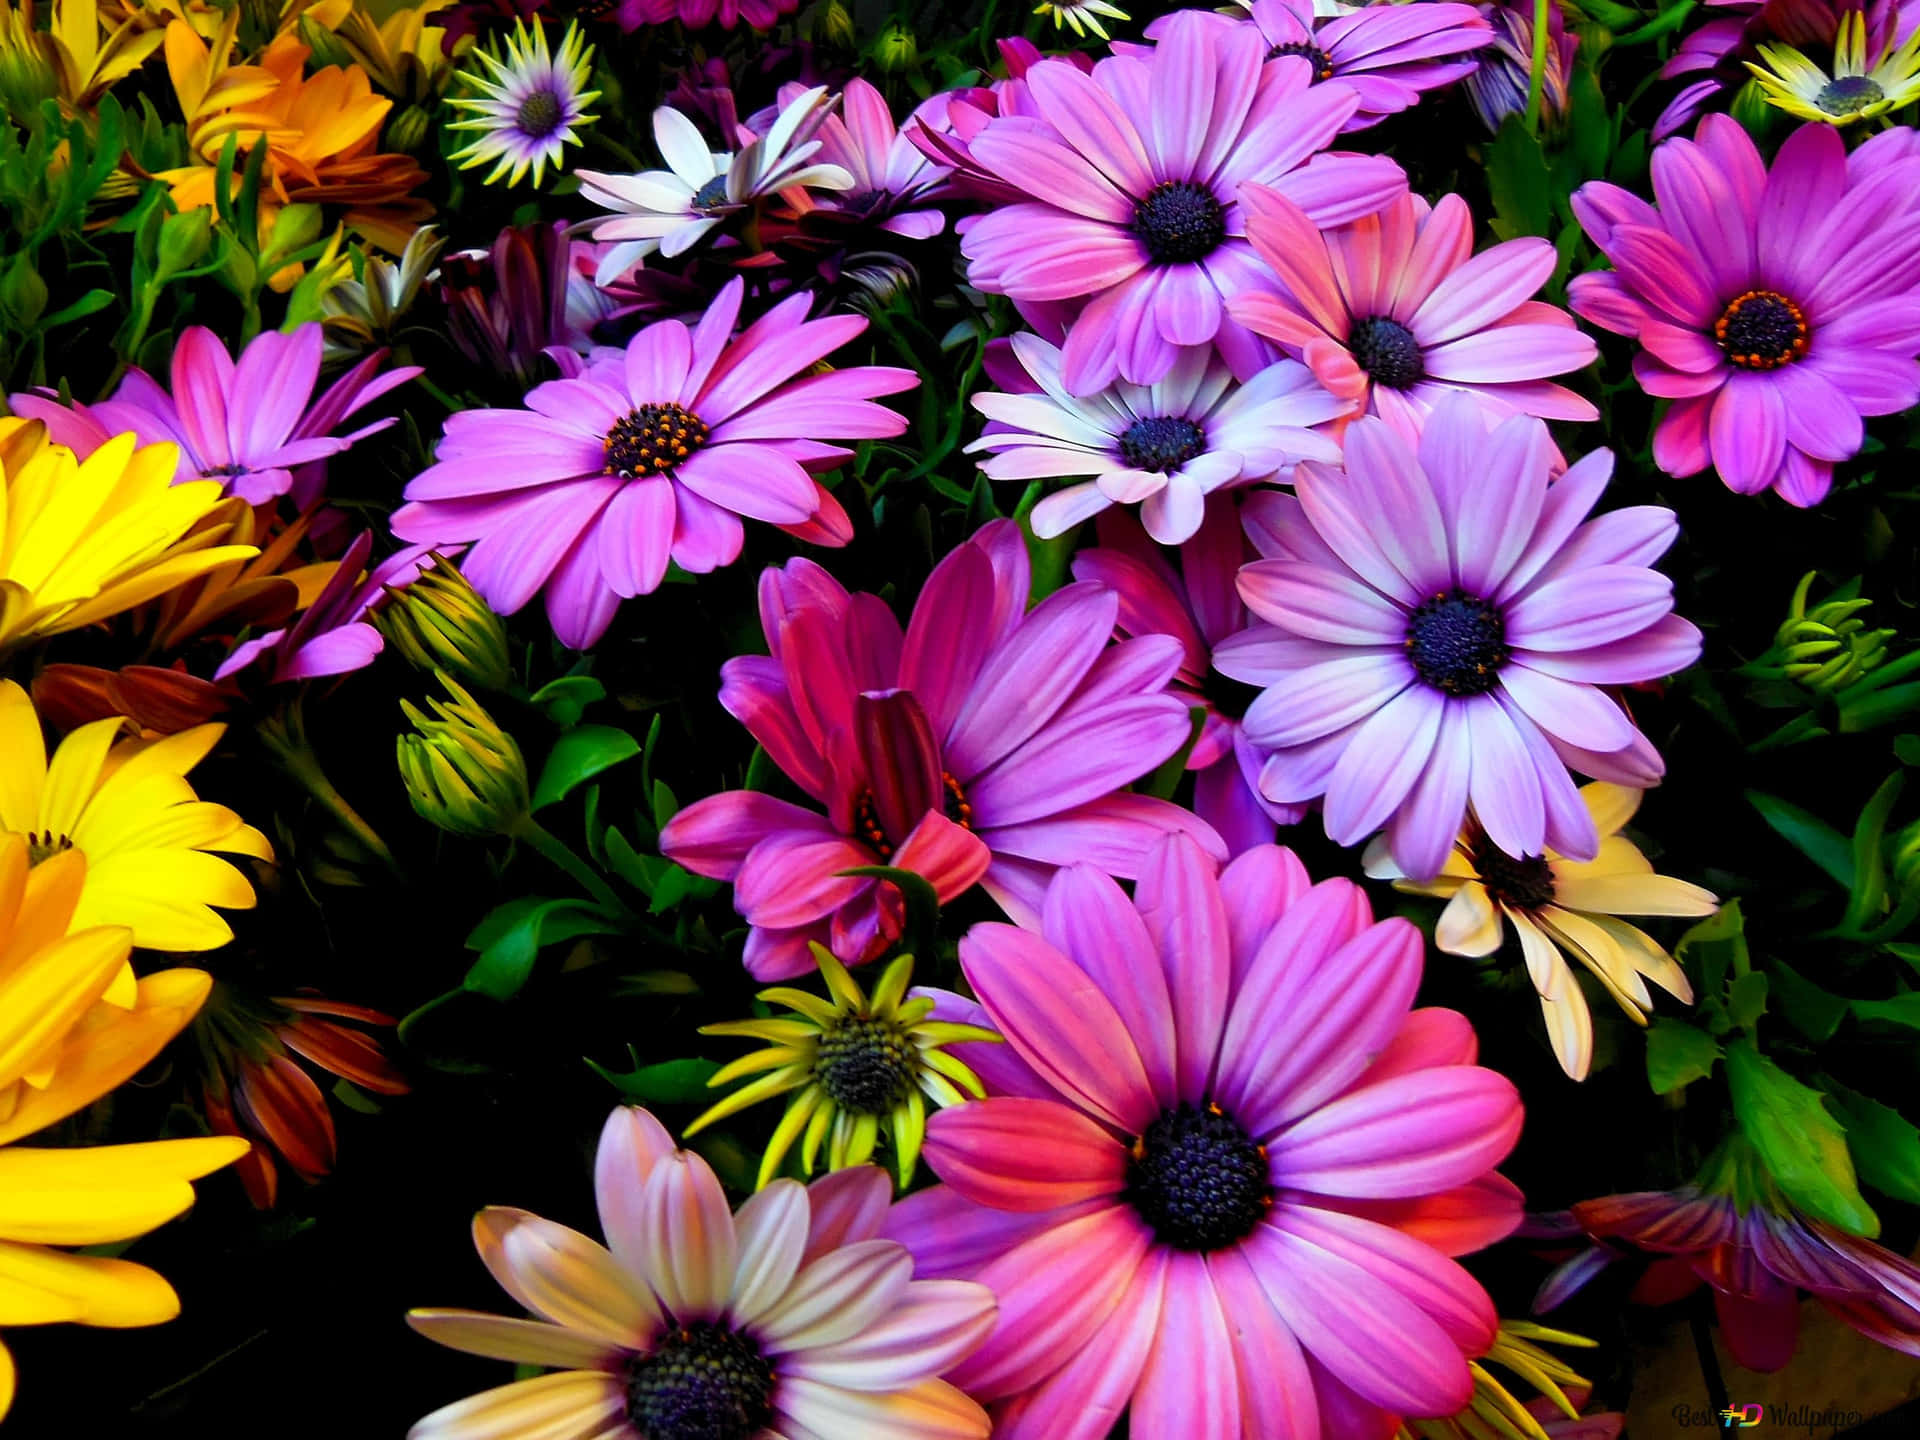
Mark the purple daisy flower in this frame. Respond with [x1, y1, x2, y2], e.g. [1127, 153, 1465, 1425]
[1570, 118, 1920, 507]
[1229, 184, 1597, 443]
[390, 277, 915, 650]
[783, 78, 951, 241]
[1223, 394, 1703, 881]
[967, 332, 1348, 544]
[1149, 0, 1494, 131]
[882, 834, 1525, 1440]
[1073, 502, 1308, 855]
[958, 10, 1407, 394]
[1463, 0, 1578, 133]
[10, 324, 419, 507]
[659, 520, 1224, 981]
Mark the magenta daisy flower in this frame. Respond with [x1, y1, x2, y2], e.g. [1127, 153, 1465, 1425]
[958, 10, 1407, 394]
[1224, 395, 1702, 881]
[882, 834, 1526, 1440]
[658, 519, 1224, 981]
[1149, 0, 1493, 130]
[390, 277, 914, 649]
[1229, 185, 1597, 442]
[968, 333, 1348, 544]
[611, 0, 796, 31]
[408, 1106, 996, 1440]
[1570, 118, 1920, 507]
[1072, 503, 1307, 854]
[10, 324, 419, 506]
[1539, 1141, 1920, 1372]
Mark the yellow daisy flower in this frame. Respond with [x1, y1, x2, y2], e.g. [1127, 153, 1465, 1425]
[0, 831, 248, 1422]
[1398, 1321, 1612, 1440]
[1365, 783, 1717, 1081]
[687, 943, 999, 1189]
[0, 680, 272, 954]
[1034, 0, 1129, 40]
[1748, 10, 1920, 124]
[0, 420, 258, 656]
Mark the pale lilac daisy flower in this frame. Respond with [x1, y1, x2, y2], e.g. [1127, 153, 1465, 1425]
[446, 19, 599, 189]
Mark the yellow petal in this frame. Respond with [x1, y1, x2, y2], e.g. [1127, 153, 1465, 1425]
[71, 850, 255, 951]
[3, 849, 87, 968]
[1548, 835, 1653, 885]
[0, 1240, 180, 1327]
[1541, 908, 1654, 1019]
[0, 1335, 13, 1420]
[0, 1136, 249, 1185]
[0, 969, 214, 1146]
[1587, 914, 1695, 1005]
[39, 718, 123, 839]
[1509, 910, 1568, 1000]
[1539, 981, 1595, 1082]
[0, 683, 47, 834]
[92, 723, 223, 793]
[1435, 881, 1506, 958]
[1579, 782, 1642, 840]
[0, 1268, 87, 1325]
[0, 926, 131, 1090]
[1551, 873, 1719, 919]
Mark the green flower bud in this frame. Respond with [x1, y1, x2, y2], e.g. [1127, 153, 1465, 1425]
[873, 24, 917, 73]
[810, 0, 856, 48]
[298, 15, 357, 72]
[375, 557, 513, 692]
[156, 208, 214, 281]
[386, 103, 433, 156]
[1771, 572, 1893, 695]
[396, 673, 528, 837]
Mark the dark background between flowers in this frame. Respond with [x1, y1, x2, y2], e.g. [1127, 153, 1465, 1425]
[7, 0, 1920, 1432]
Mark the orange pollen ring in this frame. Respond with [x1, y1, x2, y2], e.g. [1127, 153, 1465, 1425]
[1711, 289, 1810, 371]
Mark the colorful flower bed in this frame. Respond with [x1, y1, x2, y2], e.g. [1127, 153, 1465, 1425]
[4, 0, 1920, 1432]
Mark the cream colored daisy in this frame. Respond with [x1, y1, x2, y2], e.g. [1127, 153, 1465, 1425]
[1748, 10, 1920, 125]
[1365, 783, 1717, 1081]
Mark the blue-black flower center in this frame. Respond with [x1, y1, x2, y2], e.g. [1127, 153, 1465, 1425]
[1406, 588, 1508, 696]
[691, 175, 731, 212]
[1815, 73, 1884, 115]
[625, 1323, 776, 1440]
[1269, 40, 1336, 81]
[199, 462, 250, 479]
[1469, 833, 1557, 911]
[605, 403, 709, 478]
[1713, 289, 1809, 370]
[516, 88, 564, 139]
[1117, 415, 1208, 473]
[1125, 1101, 1271, 1252]
[814, 1014, 918, 1114]
[1347, 316, 1425, 389]
[1130, 180, 1226, 265]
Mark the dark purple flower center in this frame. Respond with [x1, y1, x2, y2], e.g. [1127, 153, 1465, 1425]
[1816, 73, 1884, 115]
[605, 403, 709, 478]
[199, 462, 251, 478]
[1470, 834, 1557, 911]
[516, 87, 564, 138]
[814, 1014, 917, 1113]
[1269, 39, 1336, 81]
[1348, 316, 1425, 389]
[1117, 415, 1208, 473]
[1131, 180, 1227, 265]
[625, 1323, 775, 1440]
[1406, 588, 1508, 696]
[691, 175, 731, 212]
[1713, 289, 1809, 370]
[1126, 1101, 1271, 1252]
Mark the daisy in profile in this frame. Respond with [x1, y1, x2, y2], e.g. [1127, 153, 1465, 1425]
[407, 1106, 996, 1440]
[1365, 783, 1717, 1080]
[576, 90, 853, 285]
[1035, 0, 1129, 40]
[447, 19, 600, 188]
[968, 332, 1347, 544]
[1747, 9, 1920, 124]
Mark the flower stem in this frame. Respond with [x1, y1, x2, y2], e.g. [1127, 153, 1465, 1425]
[258, 702, 405, 881]
[1525, 0, 1552, 131]
[512, 814, 636, 923]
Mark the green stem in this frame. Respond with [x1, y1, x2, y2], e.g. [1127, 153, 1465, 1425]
[1525, 0, 1552, 132]
[259, 703, 405, 881]
[512, 815, 636, 922]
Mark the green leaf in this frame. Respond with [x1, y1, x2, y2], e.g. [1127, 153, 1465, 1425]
[1747, 789, 1853, 889]
[838, 864, 941, 954]
[1727, 971, 1769, 1031]
[532, 724, 640, 811]
[743, 744, 777, 794]
[1827, 1083, 1920, 1205]
[1645, 1017, 1721, 1095]
[1485, 115, 1553, 241]
[530, 675, 606, 728]
[1766, 958, 1849, 1043]
[1895, 733, 1920, 767]
[1677, 901, 1748, 1032]
[651, 779, 679, 833]
[1139, 707, 1206, 802]
[614, 970, 700, 997]
[39, 288, 114, 329]
[603, 827, 663, 896]
[462, 896, 614, 1000]
[1725, 1038, 1878, 1237]
[1849, 991, 1920, 1030]
[588, 1050, 723, 1105]
[1841, 772, 1904, 932]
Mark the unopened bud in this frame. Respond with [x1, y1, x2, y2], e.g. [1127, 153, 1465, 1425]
[396, 673, 528, 837]
[375, 556, 513, 692]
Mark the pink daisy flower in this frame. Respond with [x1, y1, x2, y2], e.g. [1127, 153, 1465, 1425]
[390, 277, 915, 650]
[1072, 502, 1307, 854]
[1569, 118, 1920, 507]
[10, 324, 419, 506]
[1151, 0, 1494, 131]
[408, 1105, 996, 1440]
[968, 332, 1348, 544]
[1229, 185, 1597, 443]
[1224, 395, 1702, 881]
[777, 78, 951, 241]
[958, 10, 1407, 393]
[883, 834, 1526, 1440]
[659, 519, 1224, 981]
[612, 0, 796, 32]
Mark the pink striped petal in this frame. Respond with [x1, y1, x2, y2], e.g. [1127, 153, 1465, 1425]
[1267, 1068, 1523, 1198]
